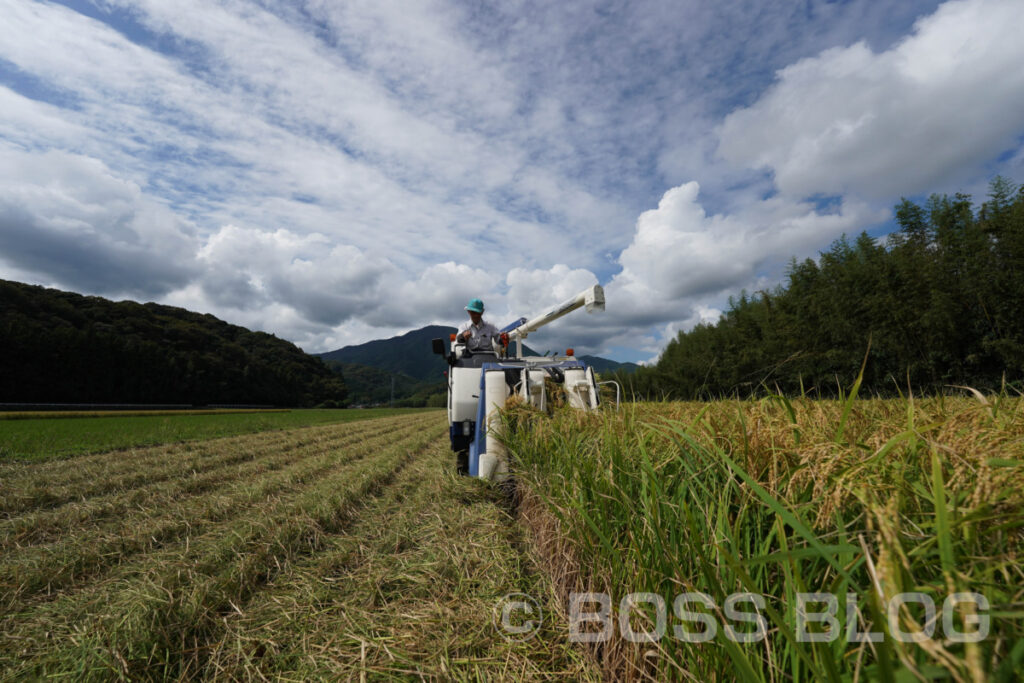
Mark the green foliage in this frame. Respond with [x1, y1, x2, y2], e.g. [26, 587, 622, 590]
[614, 177, 1024, 398]
[0, 280, 346, 406]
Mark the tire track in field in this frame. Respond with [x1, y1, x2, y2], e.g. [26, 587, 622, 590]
[0, 417, 399, 548]
[0, 417, 436, 612]
[0, 415, 411, 517]
[0, 420, 446, 680]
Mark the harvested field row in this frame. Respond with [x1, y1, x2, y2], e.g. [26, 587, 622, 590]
[0, 417, 436, 608]
[0, 428, 303, 512]
[0, 413, 418, 516]
[0, 415, 425, 547]
[197, 431, 598, 680]
[0, 415, 450, 679]
[0, 408, 425, 462]
[0, 410, 289, 420]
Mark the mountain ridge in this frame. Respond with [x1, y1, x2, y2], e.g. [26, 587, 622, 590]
[317, 325, 638, 382]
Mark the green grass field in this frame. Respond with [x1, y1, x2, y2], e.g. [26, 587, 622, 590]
[0, 408, 426, 461]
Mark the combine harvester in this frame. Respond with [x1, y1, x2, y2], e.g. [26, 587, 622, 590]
[432, 285, 609, 480]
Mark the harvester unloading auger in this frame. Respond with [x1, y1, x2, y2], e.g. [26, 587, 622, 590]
[431, 284, 606, 480]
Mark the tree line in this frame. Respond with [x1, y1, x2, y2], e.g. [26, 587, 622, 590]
[612, 177, 1024, 399]
[0, 280, 347, 407]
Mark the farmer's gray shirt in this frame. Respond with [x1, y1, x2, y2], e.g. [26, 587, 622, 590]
[458, 319, 500, 352]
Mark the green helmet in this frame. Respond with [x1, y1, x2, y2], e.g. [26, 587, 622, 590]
[465, 298, 484, 313]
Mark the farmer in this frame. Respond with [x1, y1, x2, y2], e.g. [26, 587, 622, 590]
[457, 298, 503, 353]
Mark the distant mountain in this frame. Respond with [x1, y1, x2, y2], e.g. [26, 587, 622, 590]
[317, 326, 636, 381]
[318, 325, 455, 383]
[0, 279, 346, 406]
[578, 355, 640, 375]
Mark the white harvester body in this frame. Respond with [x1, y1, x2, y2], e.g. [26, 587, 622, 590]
[432, 284, 606, 480]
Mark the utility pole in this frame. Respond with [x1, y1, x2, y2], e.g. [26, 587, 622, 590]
[390, 375, 395, 407]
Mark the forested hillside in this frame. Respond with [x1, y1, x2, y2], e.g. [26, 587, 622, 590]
[577, 355, 639, 375]
[323, 361, 445, 408]
[319, 326, 454, 382]
[616, 177, 1024, 398]
[0, 281, 346, 406]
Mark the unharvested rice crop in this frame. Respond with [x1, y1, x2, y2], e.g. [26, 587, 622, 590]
[502, 394, 1024, 682]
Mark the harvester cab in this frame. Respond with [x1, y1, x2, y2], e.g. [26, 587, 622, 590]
[431, 284, 606, 480]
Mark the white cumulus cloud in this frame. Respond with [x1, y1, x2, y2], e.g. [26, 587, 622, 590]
[718, 0, 1024, 200]
[608, 182, 883, 322]
[196, 225, 394, 326]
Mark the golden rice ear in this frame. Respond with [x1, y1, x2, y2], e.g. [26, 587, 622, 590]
[948, 385, 989, 406]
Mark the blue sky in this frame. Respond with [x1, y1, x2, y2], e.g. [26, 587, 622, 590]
[2, 0, 1022, 362]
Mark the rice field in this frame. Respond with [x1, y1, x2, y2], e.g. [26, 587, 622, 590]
[502, 394, 1024, 681]
[3, 397, 1021, 681]
[0, 412, 594, 680]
